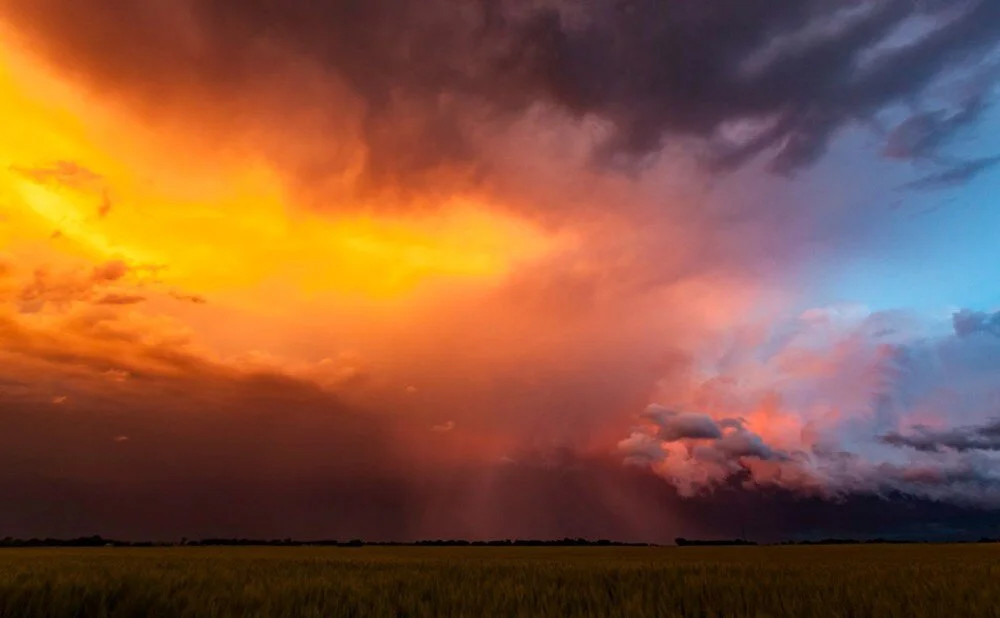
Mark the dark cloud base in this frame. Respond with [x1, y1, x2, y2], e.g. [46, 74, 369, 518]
[2, 343, 998, 543]
[2, 468, 997, 543]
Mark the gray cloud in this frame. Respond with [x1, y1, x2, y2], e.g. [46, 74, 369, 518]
[882, 420, 1000, 452]
[883, 85, 991, 161]
[640, 405, 722, 441]
[713, 425, 780, 460]
[4, 0, 999, 188]
[636, 405, 783, 461]
[900, 155, 1000, 190]
[622, 405, 789, 497]
[953, 309, 1000, 337]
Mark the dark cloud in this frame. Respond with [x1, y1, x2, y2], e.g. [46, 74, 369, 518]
[4, 0, 999, 188]
[712, 423, 781, 460]
[4, 2, 1000, 543]
[1, 451, 996, 542]
[883, 82, 991, 161]
[635, 405, 782, 460]
[953, 308, 1000, 337]
[900, 155, 1000, 190]
[882, 420, 1000, 452]
[641, 405, 722, 441]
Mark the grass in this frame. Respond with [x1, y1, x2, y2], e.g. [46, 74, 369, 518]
[0, 544, 998, 617]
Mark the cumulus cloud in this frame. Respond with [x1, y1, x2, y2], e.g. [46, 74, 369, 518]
[621, 306, 1000, 505]
[622, 404, 791, 496]
[640, 405, 723, 441]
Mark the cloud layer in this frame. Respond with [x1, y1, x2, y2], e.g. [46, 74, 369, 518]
[620, 308, 1000, 505]
[0, 2, 998, 540]
[5, 0, 999, 194]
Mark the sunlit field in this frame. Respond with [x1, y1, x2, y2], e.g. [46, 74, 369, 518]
[0, 544, 998, 617]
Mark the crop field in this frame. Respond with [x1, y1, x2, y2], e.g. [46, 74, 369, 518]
[0, 544, 998, 617]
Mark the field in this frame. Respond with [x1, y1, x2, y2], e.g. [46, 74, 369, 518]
[0, 544, 998, 617]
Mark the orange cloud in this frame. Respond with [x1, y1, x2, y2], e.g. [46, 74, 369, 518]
[0, 8, 809, 539]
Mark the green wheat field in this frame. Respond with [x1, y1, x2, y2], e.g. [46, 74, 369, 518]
[1, 544, 999, 617]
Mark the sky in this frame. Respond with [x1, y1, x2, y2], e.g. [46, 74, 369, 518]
[1, 0, 999, 542]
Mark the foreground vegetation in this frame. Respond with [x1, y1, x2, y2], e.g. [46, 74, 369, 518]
[0, 544, 998, 617]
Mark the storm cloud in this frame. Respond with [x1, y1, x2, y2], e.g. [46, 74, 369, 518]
[4, 0, 999, 190]
[1, 2, 999, 542]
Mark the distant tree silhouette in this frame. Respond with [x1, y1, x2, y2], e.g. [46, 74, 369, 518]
[675, 538, 757, 546]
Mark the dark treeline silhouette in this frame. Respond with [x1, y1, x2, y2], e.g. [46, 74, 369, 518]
[189, 537, 653, 547]
[0, 536, 652, 548]
[405, 538, 650, 547]
[0, 536, 158, 548]
[2, 535, 998, 548]
[675, 538, 757, 546]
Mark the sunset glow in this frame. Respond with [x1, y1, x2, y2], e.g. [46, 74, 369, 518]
[2, 1, 999, 542]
